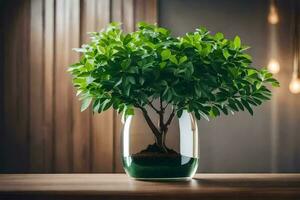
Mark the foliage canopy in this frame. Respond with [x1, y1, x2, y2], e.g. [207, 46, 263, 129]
[69, 22, 279, 121]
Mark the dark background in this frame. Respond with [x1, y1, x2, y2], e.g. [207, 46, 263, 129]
[160, 0, 300, 172]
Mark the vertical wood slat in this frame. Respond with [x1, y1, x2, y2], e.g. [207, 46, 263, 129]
[54, 0, 69, 172]
[1, 1, 31, 172]
[17, 0, 31, 173]
[134, 0, 157, 25]
[0, 3, 4, 169]
[93, 0, 114, 173]
[2, 3, 13, 170]
[30, 0, 45, 172]
[5, 3, 18, 170]
[44, 0, 55, 172]
[0, 0, 158, 173]
[111, 0, 122, 22]
[54, 0, 80, 172]
[2, 2, 11, 172]
[89, 0, 114, 172]
[72, 0, 90, 173]
[123, 0, 135, 33]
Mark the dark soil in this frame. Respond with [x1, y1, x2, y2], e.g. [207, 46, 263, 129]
[133, 143, 179, 158]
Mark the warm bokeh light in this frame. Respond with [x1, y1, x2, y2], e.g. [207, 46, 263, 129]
[289, 76, 300, 94]
[268, 4, 279, 25]
[267, 59, 280, 74]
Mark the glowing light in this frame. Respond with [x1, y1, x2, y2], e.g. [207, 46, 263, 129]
[268, 4, 279, 24]
[289, 76, 300, 94]
[267, 59, 280, 74]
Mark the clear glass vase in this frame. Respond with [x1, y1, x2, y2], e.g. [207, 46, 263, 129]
[121, 107, 198, 180]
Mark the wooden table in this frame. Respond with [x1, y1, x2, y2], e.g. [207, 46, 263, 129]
[0, 174, 300, 200]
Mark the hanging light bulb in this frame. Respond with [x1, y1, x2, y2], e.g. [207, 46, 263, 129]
[267, 58, 280, 74]
[289, 0, 299, 94]
[268, 2, 279, 24]
[289, 74, 300, 94]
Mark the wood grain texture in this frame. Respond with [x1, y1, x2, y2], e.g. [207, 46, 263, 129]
[0, 174, 300, 200]
[43, 0, 55, 173]
[0, 0, 158, 173]
[1, 0, 31, 172]
[15, 0, 31, 174]
[0, 3, 4, 169]
[82, 0, 114, 173]
[71, 0, 90, 173]
[30, 0, 45, 172]
[54, 0, 71, 172]
[134, 0, 157, 25]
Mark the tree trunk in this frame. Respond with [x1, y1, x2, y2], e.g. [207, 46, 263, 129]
[138, 102, 176, 154]
[155, 132, 168, 153]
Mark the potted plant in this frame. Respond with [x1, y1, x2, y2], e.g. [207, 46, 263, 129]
[69, 22, 279, 180]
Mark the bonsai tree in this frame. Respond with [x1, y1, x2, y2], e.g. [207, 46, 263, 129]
[69, 22, 279, 153]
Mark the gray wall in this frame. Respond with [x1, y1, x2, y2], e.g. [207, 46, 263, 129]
[159, 0, 300, 172]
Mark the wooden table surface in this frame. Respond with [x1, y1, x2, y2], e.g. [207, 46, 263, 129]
[0, 174, 300, 200]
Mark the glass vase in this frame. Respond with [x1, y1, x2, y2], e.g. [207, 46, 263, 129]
[121, 107, 198, 180]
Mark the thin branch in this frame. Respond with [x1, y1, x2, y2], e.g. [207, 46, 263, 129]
[158, 97, 164, 132]
[137, 106, 161, 137]
[164, 108, 175, 128]
[163, 102, 169, 110]
[147, 100, 160, 114]
[159, 97, 164, 111]
[149, 96, 155, 103]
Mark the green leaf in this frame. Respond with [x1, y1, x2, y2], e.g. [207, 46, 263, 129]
[210, 106, 220, 117]
[199, 111, 209, 121]
[125, 107, 135, 115]
[81, 97, 92, 112]
[253, 93, 270, 100]
[72, 48, 86, 53]
[92, 99, 101, 112]
[235, 99, 244, 111]
[222, 49, 230, 60]
[100, 99, 112, 112]
[161, 49, 171, 61]
[109, 21, 121, 28]
[114, 78, 123, 87]
[160, 62, 167, 69]
[179, 56, 187, 64]
[215, 32, 224, 40]
[121, 59, 131, 69]
[233, 36, 241, 49]
[194, 84, 201, 97]
[68, 22, 279, 122]
[194, 111, 201, 120]
[177, 109, 183, 118]
[157, 27, 170, 35]
[139, 77, 145, 85]
[124, 84, 131, 96]
[127, 76, 136, 84]
[123, 34, 132, 45]
[247, 69, 257, 76]
[218, 105, 229, 115]
[240, 54, 252, 60]
[228, 99, 238, 111]
[241, 99, 253, 115]
[272, 82, 280, 87]
[169, 55, 178, 65]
